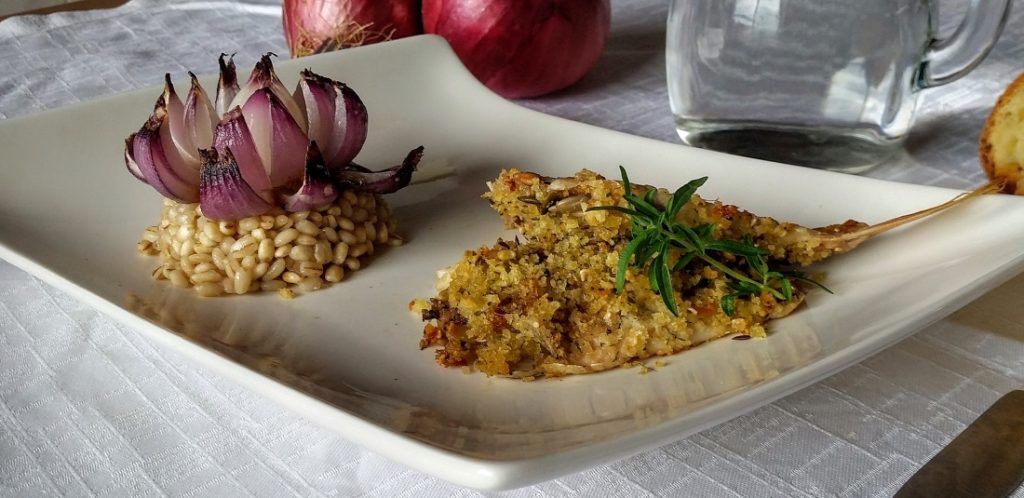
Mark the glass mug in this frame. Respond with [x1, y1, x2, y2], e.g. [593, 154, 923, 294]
[667, 0, 1011, 173]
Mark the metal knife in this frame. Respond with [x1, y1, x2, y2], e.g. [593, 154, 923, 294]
[895, 390, 1024, 498]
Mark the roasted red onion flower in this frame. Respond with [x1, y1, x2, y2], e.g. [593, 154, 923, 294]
[125, 53, 421, 220]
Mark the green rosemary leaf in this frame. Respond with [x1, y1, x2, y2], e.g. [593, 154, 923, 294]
[780, 277, 793, 300]
[672, 251, 697, 272]
[647, 257, 660, 295]
[654, 245, 679, 315]
[671, 222, 707, 255]
[694, 223, 716, 239]
[594, 167, 829, 315]
[616, 231, 647, 293]
[727, 280, 760, 295]
[764, 270, 785, 280]
[624, 192, 661, 219]
[633, 229, 660, 266]
[721, 294, 737, 316]
[747, 253, 770, 279]
[705, 239, 765, 257]
[784, 272, 835, 294]
[666, 177, 708, 219]
[619, 165, 632, 198]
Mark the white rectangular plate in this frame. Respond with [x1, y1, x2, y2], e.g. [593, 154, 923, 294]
[2, 36, 1024, 490]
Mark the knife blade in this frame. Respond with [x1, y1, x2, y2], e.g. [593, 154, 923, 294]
[895, 390, 1024, 498]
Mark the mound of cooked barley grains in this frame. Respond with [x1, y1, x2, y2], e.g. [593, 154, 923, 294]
[137, 190, 402, 297]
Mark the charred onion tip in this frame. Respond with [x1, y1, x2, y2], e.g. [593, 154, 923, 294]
[248, 53, 284, 87]
[300, 69, 333, 85]
[407, 146, 425, 166]
[152, 91, 167, 113]
[255, 53, 278, 72]
[143, 104, 165, 131]
[218, 54, 237, 75]
[187, 72, 208, 95]
[199, 147, 221, 164]
[163, 73, 175, 92]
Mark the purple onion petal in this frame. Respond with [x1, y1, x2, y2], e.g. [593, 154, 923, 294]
[133, 126, 200, 203]
[295, 70, 337, 158]
[230, 53, 307, 134]
[333, 146, 423, 194]
[163, 74, 200, 164]
[124, 135, 147, 183]
[199, 148, 273, 220]
[215, 53, 239, 117]
[149, 99, 201, 186]
[268, 93, 309, 187]
[241, 89, 307, 188]
[325, 81, 368, 170]
[213, 107, 273, 199]
[283, 141, 339, 212]
[141, 110, 200, 188]
[184, 72, 217, 150]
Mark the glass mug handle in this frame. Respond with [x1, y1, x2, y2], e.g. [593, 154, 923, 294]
[917, 0, 1012, 89]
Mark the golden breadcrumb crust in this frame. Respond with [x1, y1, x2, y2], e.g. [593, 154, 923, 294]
[415, 169, 810, 378]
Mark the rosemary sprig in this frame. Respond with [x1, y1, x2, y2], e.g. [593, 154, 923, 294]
[589, 166, 829, 316]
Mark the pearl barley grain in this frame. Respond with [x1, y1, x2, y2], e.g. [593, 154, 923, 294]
[140, 191, 398, 297]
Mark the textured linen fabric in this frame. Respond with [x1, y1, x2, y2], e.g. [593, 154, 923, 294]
[1, 1, 1023, 496]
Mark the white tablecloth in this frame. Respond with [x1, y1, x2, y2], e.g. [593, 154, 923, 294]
[2, 1, 1023, 496]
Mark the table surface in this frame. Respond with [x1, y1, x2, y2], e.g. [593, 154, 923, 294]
[2, 1, 1023, 496]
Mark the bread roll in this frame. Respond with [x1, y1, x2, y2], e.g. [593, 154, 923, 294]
[980, 73, 1024, 194]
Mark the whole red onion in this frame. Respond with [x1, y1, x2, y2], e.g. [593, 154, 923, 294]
[283, 0, 422, 57]
[423, 0, 611, 98]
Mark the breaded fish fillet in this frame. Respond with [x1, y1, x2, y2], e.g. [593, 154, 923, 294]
[415, 169, 819, 377]
[416, 169, 994, 377]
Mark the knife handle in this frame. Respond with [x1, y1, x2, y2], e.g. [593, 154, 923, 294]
[895, 390, 1024, 498]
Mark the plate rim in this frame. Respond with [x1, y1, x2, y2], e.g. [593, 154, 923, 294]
[3, 35, 1024, 490]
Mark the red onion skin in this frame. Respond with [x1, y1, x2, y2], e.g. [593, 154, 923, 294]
[124, 136, 147, 183]
[325, 83, 367, 169]
[132, 128, 200, 203]
[283, 0, 422, 57]
[293, 71, 368, 169]
[213, 108, 273, 198]
[240, 89, 308, 188]
[282, 142, 339, 212]
[423, 0, 611, 98]
[332, 146, 423, 193]
[198, 149, 273, 221]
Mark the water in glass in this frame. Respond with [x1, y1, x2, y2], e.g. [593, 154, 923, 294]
[667, 0, 934, 173]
